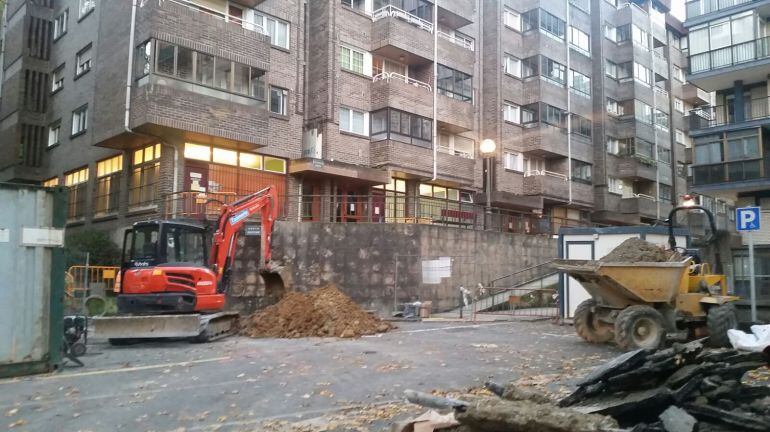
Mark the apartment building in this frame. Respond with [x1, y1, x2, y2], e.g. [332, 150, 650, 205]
[0, 0, 698, 238]
[684, 0, 770, 301]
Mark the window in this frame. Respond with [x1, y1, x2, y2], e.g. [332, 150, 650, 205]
[76, 44, 92, 76]
[675, 129, 685, 144]
[503, 102, 520, 124]
[540, 57, 566, 85]
[654, 109, 669, 130]
[694, 135, 722, 164]
[634, 138, 655, 160]
[542, 104, 566, 127]
[674, 98, 684, 113]
[78, 0, 95, 18]
[571, 114, 591, 137]
[270, 86, 288, 115]
[71, 105, 88, 136]
[43, 177, 59, 187]
[569, 26, 590, 55]
[659, 184, 672, 201]
[340, 107, 368, 135]
[341, 0, 365, 11]
[540, 10, 565, 40]
[727, 129, 760, 160]
[129, 144, 160, 208]
[65, 167, 89, 219]
[607, 136, 620, 155]
[264, 156, 287, 173]
[370, 108, 432, 148]
[95, 154, 123, 216]
[340, 45, 366, 75]
[521, 105, 536, 124]
[504, 8, 521, 31]
[521, 56, 538, 78]
[163, 225, 206, 266]
[672, 65, 684, 82]
[569, 70, 590, 97]
[632, 25, 649, 49]
[253, 12, 289, 49]
[634, 100, 652, 124]
[571, 160, 592, 184]
[606, 60, 632, 80]
[608, 177, 623, 194]
[504, 54, 521, 77]
[48, 122, 60, 147]
[438, 134, 474, 159]
[605, 59, 617, 79]
[437, 64, 472, 102]
[504, 151, 523, 171]
[373, 56, 405, 76]
[54, 10, 68, 40]
[677, 162, 687, 178]
[135, 41, 151, 79]
[606, 98, 624, 116]
[52, 64, 64, 92]
[616, 24, 631, 42]
[657, 146, 671, 164]
[634, 62, 651, 85]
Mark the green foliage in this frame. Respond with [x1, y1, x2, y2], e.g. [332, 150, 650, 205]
[64, 229, 121, 267]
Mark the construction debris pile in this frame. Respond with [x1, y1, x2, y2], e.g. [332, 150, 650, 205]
[600, 237, 681, 263]
[401, 341, 770, 432]
[240, 284, 391, 338]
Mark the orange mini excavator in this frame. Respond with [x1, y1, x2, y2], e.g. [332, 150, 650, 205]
[93, 186, 285, 343]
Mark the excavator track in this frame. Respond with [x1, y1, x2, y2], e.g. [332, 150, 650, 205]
[193, 312, 240, 343]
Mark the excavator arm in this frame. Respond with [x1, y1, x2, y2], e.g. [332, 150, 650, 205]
[209, 186, 279, 292]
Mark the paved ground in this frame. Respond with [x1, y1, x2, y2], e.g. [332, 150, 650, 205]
[1, 320, 619, 431]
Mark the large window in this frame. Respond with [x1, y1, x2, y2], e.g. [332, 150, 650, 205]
[94, 154, 122, 216]
[634, 62, 652, 85]
[370, 108, 432, 148]
[540, 57, 566, 85]
[147, 41, 266, 99]
[438, 134, 474, 159]
[437, 64, 472, 102]
[48, 121, 60, 147]
[632, 25, 649, 49]
[689, 11, 755, 56]
[341, 45, 367, 75]
[569, 26, 590, 56]
[373, 56, 405, 76]
[418, 183, 474, 225]
[372, 178, 407, 222]
[52, 64, 65, 92]
[522, 9, 565, 40]
[54, 10, 68, 40]
[654, 110, 669, 130]
[78, 0, 95, 19]
[340, 107, 369, 136]
[606, 98, 624, 116]
[569, 70, 590, 97]
[571, 114, 591, 137]
[727, 129, 760, 160]
[504, 151, 523, 171]
[634, 100, 653, 124]
[504, 8, 521, 31]
[253, 12, 290, 49]
[503, 102, 520, 124]
[571, 160, 592, 184]
[657, 146, 672, 164]
[504, 54, 521, 78]
[659, 184, 672, 201]
[130, 144, 161, 208]
[65, 167, 89, 219]
[521, 102, 567, 128]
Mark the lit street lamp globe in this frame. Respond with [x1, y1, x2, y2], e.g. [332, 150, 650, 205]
[480, 139, 496, 155]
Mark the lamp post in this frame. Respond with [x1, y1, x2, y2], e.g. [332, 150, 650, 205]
[480, 139, 496, 229]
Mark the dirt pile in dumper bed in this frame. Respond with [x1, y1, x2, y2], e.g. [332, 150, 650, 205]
[240, 284, 392, 338]
[600, 237, 681, 263]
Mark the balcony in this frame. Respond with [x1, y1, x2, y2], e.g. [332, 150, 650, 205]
[371, 73, 433, 118]
[688, 36, 770, 89]
[436, 94, 473, 131]
[692, 158, 768, 187]
[521, 124, 568, 158]
[523, 171, 568, 199]
[682, 83, 710, 106]
[616, 156, 658, 181]
[370, 139, 476, 184]
[437, 32, 475, 73]
[620, 194, 660, 218]
[371, 5, 434, 62]
[689, 96, 770, 131]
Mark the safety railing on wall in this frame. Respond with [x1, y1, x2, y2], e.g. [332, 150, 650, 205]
[372, 5, 433, 33]
[372, 72, 432, 91]
[437, 31, 474, 51]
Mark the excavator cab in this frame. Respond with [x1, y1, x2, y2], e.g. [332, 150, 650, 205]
[121, 221, 209, 270]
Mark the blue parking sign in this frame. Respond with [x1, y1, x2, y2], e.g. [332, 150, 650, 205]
[736, 207, 761, 231]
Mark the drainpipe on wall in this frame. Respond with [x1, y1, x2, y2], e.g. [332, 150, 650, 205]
[431, 1, 438, 181]
[565, 0, 573, 206]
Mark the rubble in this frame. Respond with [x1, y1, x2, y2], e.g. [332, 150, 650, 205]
[402, 342, 770, 432]
[599, 238, 680, 263]
[240, 284, 392, 338]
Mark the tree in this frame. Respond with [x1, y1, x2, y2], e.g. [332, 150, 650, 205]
[64, 229, 121, 267]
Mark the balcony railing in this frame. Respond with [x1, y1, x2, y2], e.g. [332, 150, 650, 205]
[165, 0, 267, 34]
[437, 31, 475, 51]
[689, 36, 770, 74]
[633, 193, 657, 201]
[372, 5, 433, 33]
[692, 158, 767, 185]
[685, 0, 758, 20]
[372, 72, 432, 91]
[653, 86, 669, 99]
[523, 170, 568, 180]
[689, 96, 770, 129]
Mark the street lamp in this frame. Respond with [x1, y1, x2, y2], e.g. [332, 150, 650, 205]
[480, 139, 496, 229]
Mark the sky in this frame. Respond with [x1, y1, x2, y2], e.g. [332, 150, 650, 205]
[671, 0, 686, 21]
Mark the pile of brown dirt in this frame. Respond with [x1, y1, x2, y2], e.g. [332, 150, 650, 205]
[240, 284, 392, 338]
[600, 237, 680, 263]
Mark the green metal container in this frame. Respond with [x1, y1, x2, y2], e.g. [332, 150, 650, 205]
[0, 183, 67, 378]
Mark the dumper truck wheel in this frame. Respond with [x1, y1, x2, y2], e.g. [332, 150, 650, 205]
[574, 299, 613, 343]
[614, 305, 665, 351]
[707, 303, 738, 348]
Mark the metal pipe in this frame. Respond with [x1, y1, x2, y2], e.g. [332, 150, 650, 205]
[565, 0, 573, 206]
[431, 1, 438, 181]
[124, 0, 139, 133]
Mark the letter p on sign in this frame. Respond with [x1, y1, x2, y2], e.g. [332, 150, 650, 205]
[736, 207, 761, 231]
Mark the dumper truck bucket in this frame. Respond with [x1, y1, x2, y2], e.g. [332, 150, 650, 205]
[552, 259, 690, 306]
